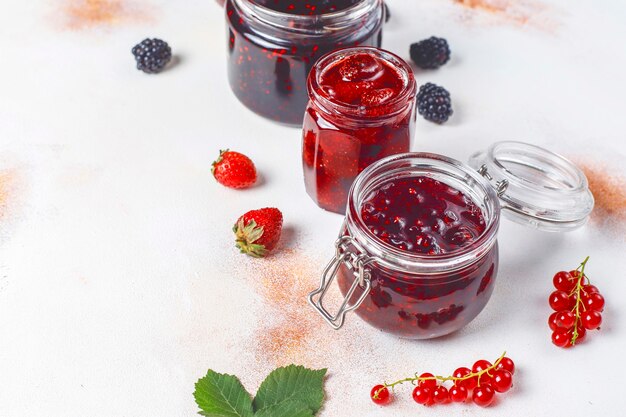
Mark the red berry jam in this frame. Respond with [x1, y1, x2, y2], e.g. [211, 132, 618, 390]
[226, 0, 384, 125]
[251, 0, 361, 15]
[318, 52, 405, 108]
[303, 47, 416, 214]
[337, 173, 498, 339]
[361, 177, 487, 254]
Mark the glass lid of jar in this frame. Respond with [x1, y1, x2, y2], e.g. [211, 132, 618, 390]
[468, 141, 594, 232]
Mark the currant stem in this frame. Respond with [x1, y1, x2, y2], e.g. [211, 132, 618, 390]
[571, 256, 590, 346]
[373, 351, 507, 399]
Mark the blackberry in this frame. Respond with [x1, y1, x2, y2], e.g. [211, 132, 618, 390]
[416, 83, 453, 124]
[410, 36, 450, 69]
[132, 38, 172, 74]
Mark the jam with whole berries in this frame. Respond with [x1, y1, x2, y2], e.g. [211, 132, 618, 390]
[226, 0, 384, 125]
[337, 175, 498, 338]
[302, 47, 416, 213]
[359, 177, 487, 254]
[308, 153, 502, 339]
[250, 0, 361, 14]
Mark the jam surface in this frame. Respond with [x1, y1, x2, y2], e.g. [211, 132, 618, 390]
[318, 52, 405, 107]
[361, 176, 487, 254]
[337, 176, 497, 339]
[252, 0, 361, 15]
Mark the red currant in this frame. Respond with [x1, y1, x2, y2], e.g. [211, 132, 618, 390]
[412, 386, 432, 405]
[449, 385, 468, 402]
[582, 292, 605, 312]
[472, 359, 492, 374]
[582, 310, 602, 330]
[555, 310, 576, 329]
[582, 284, 599, 295]
[569, 270, 582, 280]
[432, 386, 449, 403]
[453, 366, 471, 378]
[418, 372, 437, 389]
[548, 312, 560, 331]
[453, 367, 475, 390]
[491, 369, 513, 393]
[496, 357, 515, 375]
[370, 385, 390, 405]
[472, 385, 495, 407]
[549, 290, 573, 311]
[552, 329, 570, 348]
[553, 271, 576, 291]
[472, 360, 493, 385]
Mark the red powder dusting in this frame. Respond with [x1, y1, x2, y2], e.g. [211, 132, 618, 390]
[62, 0, 146, 30]
[0, 171, 15, 222]
[456, 0, 509, 14]
[453, 0, 553, 29]
[232, 238, 370, 371]
[579, 162, 626, 224]
[245, 248, 329, 365]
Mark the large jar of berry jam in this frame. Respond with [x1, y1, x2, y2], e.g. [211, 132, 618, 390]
[308, 144, 594, 339]
[302, 47, 417, 214]
[225, 0, 385, 125]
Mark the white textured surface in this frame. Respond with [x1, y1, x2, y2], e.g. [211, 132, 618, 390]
[1, 0, 625, 416]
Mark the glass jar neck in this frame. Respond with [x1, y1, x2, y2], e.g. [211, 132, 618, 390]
[345, 153, 501, 274]
[307, 47, 416, 122]
[231, 0, 383, 42]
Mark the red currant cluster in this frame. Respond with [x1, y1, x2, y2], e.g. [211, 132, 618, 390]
[370, 353, 514, 408]
[549, 257, 605, 348]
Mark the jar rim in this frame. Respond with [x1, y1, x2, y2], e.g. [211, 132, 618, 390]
[307, 47, 417, 120]
[345, 152, 501, 273]
[232, 0, 383, 38]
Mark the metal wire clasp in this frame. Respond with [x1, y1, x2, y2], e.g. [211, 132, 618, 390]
[478, 164, 509, 197]
[307, 235, 373, 330]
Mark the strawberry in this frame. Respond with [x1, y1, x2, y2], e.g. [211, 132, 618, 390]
[212, 149, 257, 189]
[234, 208, 283, 258]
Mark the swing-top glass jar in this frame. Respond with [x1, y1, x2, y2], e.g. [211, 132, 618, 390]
[225, 0, 385, 125]
[308, 142, 594, 339]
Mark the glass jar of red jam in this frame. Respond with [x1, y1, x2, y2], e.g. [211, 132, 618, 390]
[225, 0, 384, 125]
[308, 143, 594, 339]
[302, 47, 417, 214]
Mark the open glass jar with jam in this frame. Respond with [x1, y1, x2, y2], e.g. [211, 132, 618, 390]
[225, 0, 385, 125]
[302, 47, 417, 214]
[308, 143, 595, 339]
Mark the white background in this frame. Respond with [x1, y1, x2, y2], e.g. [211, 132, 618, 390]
[1, 0, 625, 416]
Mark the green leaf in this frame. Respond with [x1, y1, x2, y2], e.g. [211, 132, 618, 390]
[194, 370, 254, 417]
[253, 365, 327, 414]
[253, 400, 314, 417]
